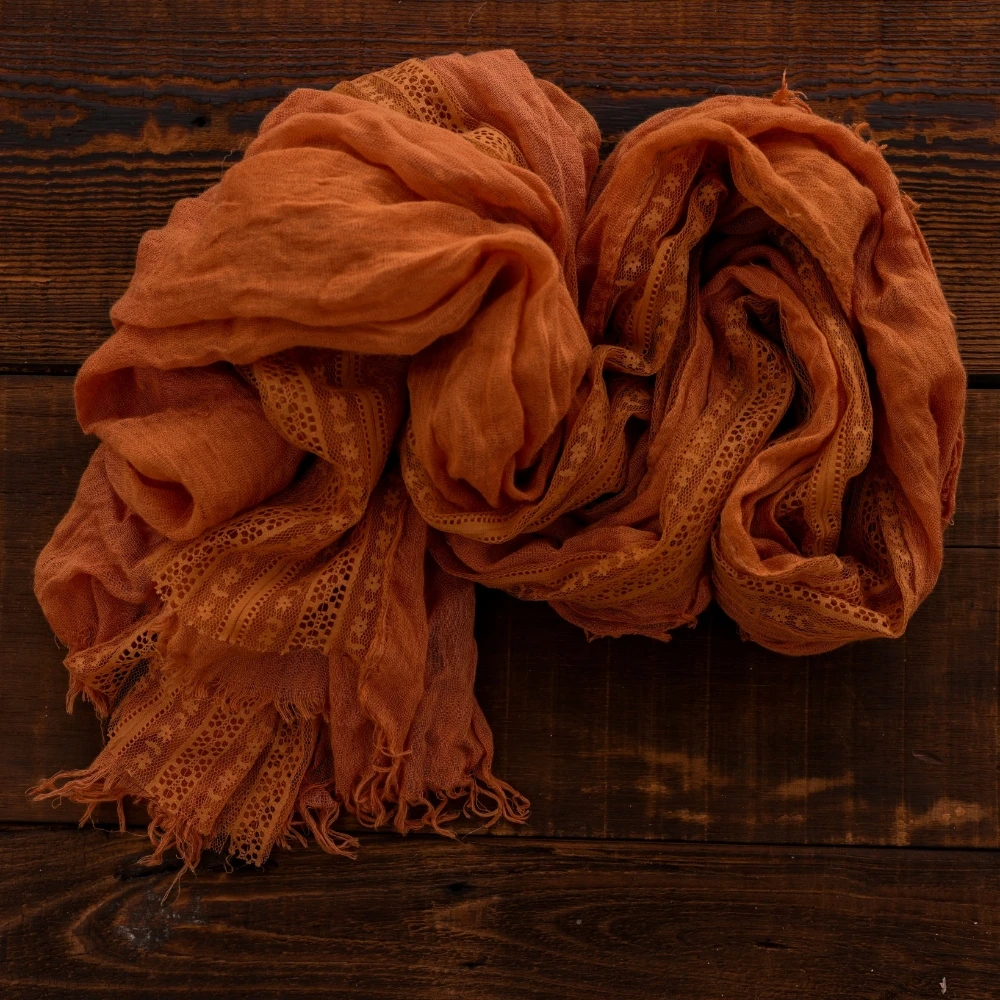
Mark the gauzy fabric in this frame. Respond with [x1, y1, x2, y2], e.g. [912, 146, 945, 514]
[31, 51, 966, 870]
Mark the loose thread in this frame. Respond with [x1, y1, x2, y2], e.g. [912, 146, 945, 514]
[771, 69, 811, 112]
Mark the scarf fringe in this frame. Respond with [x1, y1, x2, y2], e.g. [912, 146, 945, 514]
[28, 719, 528, 874]
[283, 798, 360, 858]
[343, 728, 530, 837]
[348, 749, 531, 837]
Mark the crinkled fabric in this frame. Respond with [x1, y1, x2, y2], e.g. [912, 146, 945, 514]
[31, 51, 965, 870]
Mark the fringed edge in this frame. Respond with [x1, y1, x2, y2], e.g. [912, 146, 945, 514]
[29, 767, 129, 835]
[28, 743, 529, 876]
[30, 767, 207, 903]
[29, 764, 356, 876]
[30, 766, 124, 828]
[65, 673, 113, 719]
[283, 799, 360, 859]
[28, 765, 205, 871]
[344, 739, 530, 838]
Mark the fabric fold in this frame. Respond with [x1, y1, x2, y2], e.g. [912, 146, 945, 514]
[32, 53, 964, 870]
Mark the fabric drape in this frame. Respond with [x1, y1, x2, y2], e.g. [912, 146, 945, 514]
[31, 51, 965, 870]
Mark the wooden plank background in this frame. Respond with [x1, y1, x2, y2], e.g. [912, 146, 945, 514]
[1, 1, 998, 996]
[2, 829, 998, 999]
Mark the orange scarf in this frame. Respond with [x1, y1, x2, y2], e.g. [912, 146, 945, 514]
[32, 51, 965, 870]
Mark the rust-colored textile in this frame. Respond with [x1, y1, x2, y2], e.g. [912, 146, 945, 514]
[32, 51, 965, 869]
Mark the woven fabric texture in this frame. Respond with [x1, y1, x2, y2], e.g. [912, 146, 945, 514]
[31, 50, 966, 870]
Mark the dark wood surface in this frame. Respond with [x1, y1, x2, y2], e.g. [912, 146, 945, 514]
[2, 827, 998, 1000]
[2, 2, 998, 996]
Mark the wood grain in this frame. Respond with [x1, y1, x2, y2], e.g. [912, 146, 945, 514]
[3, 376, 997, 847]
[1, 826, 998, 999]
[1, 0, 997, 370]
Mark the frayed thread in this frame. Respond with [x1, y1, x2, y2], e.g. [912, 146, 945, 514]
[850, 120, 888, 153]
[29, 744, 529, 877]
[35, 781, 129, 835]
[64, 674, 112, 718]
[387, 767, 530, 839]
[284, 803, 360, 858]
[343, 729, 530, 837]
[30, 764, 126, 828]
[32, 651, 528, 877]
[771, 70, 811, 112]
